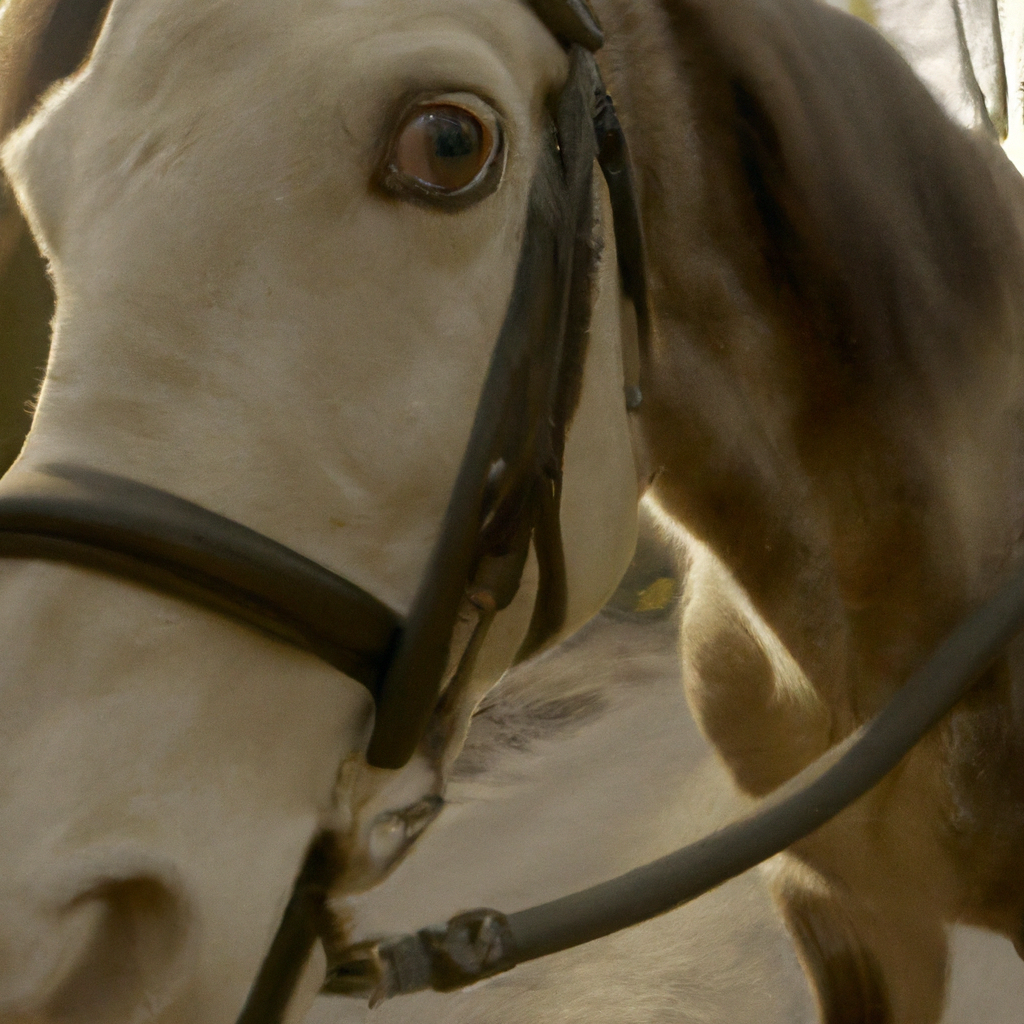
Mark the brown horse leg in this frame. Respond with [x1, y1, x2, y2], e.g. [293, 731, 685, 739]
[679, 541, 832, 795]
[773, 861, 948, 1024]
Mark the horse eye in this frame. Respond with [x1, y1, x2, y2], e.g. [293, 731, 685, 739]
[385, 102, 501, 201]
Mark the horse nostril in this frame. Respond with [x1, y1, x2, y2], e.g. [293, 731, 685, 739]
[43, 875, 191, 1021]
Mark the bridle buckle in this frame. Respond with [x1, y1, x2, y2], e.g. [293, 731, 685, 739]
[324, 908, 517, 1005]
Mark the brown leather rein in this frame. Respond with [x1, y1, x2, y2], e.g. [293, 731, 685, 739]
[3, 2, 1021, 1021]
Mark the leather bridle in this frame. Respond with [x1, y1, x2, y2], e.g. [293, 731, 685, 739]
[1, 0, 1021, 1021]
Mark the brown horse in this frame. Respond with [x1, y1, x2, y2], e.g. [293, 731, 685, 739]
[590, 0, 1024, 1021]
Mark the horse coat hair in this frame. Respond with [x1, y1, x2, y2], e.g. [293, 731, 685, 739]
[0, 0, 1023, 1021]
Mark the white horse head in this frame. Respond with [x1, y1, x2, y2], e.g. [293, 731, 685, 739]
[0, 0, 640, 1018]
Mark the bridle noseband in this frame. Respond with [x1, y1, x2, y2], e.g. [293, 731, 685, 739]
[2, 1, 1020, 1022]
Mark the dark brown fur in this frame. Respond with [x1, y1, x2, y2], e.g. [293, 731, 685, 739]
[779, 874, 893, 1024]
[0, 214, 50, 475]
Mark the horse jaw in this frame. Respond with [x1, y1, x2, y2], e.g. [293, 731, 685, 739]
[0, 0, 639, 1019]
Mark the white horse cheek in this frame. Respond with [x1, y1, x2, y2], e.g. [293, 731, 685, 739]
[559, 177, 640, 635]
[2, 3, 557, 615]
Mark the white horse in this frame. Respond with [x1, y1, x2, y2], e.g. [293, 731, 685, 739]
[0, 0, 640, 1020]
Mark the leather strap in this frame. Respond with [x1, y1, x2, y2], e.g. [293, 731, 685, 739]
[365, 45, 604, 767]
[0, 463, 401, 691]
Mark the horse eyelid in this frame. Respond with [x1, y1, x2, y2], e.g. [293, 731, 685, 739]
[375, 96, 507, 211]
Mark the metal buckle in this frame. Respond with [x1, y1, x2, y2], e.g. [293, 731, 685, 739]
[324, 909, 517, 1007]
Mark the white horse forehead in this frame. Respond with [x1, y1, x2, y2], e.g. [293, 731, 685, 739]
[88, 0, 568, 101]
[6, 0, 571, 254]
